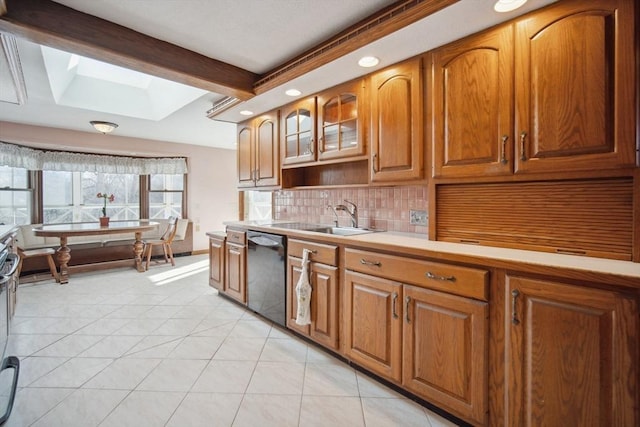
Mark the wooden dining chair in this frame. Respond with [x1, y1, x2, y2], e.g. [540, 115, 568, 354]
[144, 217, 178, 271]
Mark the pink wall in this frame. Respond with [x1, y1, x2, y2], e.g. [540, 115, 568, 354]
[275, 185, 429, 235]
[0, 121, 238, 251]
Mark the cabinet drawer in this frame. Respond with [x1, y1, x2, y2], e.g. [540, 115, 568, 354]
[288, 239, 338, 266]
[345, 248, 488, 301]
[226, 230, 246, 245]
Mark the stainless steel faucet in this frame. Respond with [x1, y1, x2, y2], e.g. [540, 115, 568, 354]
[334, 199, 358, 228]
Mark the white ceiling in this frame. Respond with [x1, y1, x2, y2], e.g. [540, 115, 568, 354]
[0, 0, 556, 152]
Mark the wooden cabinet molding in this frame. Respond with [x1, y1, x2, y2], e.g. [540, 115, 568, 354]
[208, 234, 225, 291]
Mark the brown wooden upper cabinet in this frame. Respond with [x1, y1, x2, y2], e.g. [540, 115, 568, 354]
[430, 25, 514, 178]
[237, 110, 280, 188]
[370, 57, 423, 183]
[281, 97, 316, 166]
[431, 0, 636, 178]
[316, 79, 367, 161]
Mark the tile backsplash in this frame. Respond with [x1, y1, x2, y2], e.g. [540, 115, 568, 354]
[274, 185, 428, 235]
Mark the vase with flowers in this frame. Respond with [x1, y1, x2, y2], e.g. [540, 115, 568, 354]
[97, 192, 115, 226]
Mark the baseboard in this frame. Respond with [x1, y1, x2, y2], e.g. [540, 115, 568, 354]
[191, 249, 208, 255]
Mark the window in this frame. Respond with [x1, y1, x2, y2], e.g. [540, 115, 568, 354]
[243, 190, 272, 221]
[149, 174, 184, 219]
[0, 166, 31, 225]
[43, 171, 139, 223]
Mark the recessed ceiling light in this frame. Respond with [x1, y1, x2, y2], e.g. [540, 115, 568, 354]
[240, 110, 253, 116]
[285, 89, 301, 97]
[358, 56, 379, 68]
[494, 0, 527, 12]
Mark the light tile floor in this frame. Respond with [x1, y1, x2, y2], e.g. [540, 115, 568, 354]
[5, 255, 460, 427]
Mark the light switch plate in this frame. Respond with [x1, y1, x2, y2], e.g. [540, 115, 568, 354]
[409, 210, 427, 226]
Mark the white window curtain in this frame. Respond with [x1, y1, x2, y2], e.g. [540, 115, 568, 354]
[0, 142, 188, 174]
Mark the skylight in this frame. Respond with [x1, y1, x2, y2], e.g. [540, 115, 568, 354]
[41, 46, 207, 121]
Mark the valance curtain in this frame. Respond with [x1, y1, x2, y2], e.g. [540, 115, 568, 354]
[0, 142, 188, 174]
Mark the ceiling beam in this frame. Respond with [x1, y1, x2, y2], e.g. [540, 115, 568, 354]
[0, 0, 257, 100]
[254, 0, 460, 94]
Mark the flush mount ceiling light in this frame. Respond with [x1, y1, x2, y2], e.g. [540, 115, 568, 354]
[285, 89, 301, 97]
[90, 120, 118, 134]
[239, 110, 254, 116]
[358, 56, 379, 68]
[494, 0, 527, 12]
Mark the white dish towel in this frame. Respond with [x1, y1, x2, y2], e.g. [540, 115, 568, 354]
[295, 248, 313, 325]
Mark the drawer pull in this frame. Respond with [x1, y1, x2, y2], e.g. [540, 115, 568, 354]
[425, 271, 456, 282]
[392, 292, 398, 319]
[360, 259, 381, 267]
[520, 131, 527, 161]
[405, 296, 411, 323]
[511, 289, 520, 325]
[500, 134, 508, 164]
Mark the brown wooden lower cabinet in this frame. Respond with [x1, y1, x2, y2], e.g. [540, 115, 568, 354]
[343, 270, 404, 383]
[224, 240, 246, 303]
[286, 256, 339, 350]
[208, 235, 225, 291]
[505, 275, 638, 427]
[404, 285, 488, 426]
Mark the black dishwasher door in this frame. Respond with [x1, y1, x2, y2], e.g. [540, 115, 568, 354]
[246, 232, 286, 326]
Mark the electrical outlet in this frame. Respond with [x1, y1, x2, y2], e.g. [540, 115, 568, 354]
[409, 210, 427, 226]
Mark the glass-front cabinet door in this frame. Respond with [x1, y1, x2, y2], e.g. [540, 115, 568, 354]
[317, 79, 366, 161]
[282, 98, 316, 166]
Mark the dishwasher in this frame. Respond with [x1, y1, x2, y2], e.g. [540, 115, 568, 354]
[246, 231, 286, 326]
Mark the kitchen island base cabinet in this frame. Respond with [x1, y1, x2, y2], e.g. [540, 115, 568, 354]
[344, 270, 403, 382]
[506, 275, 638, 427]
[404, 286, 488, 426]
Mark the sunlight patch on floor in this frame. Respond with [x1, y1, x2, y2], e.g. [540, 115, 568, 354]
[147, 259, 209, 286]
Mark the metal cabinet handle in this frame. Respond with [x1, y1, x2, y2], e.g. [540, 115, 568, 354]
[511, 289, 520, 325]
[309, 139, 315, 155]
[405, 296, 411, 323]
[392, 292, 398, 319]
[360, 259, 381, 267]
[520, 131, 527, 161]
[500, 135, 508, 164]
[372, 153, 378, 173]
[318, 136, 324, 153]
[425, 272, 456, 282]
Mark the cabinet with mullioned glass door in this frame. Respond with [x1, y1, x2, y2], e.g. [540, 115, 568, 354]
[316, 79, 366, 161]
[281, 97, 316, 166]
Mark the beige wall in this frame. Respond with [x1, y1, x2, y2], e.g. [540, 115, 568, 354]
[0, 121, 238, 252]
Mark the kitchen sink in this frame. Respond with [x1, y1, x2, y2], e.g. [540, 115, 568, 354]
[311, 226, 379, 236]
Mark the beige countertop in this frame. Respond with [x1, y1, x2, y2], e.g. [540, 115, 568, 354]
[223, 221, 640, 286]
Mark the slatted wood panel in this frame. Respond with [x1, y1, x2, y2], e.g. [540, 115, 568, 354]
[436, 179, 633, 260]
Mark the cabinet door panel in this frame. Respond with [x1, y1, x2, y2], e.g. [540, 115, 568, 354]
[344, 270, 402, 382]
[225, 242, 246, 303]
[282, 98, 316, 165]
[431, 25, 513, 178]
[514, 0, 635, 173]
[256, 115, 279, 187]
[310, 263, 338, 350]
[209, 237, 224, 290]
[286, 256, 310, 335]
[507, 275, 638, 426]
[403, 286, 488, 425]
[237, 124, 254, 188]
[370, 58, 423, 182]
[317, 79, 366, 161]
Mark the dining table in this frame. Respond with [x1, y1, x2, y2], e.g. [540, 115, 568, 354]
[33, 220, 159, 284]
